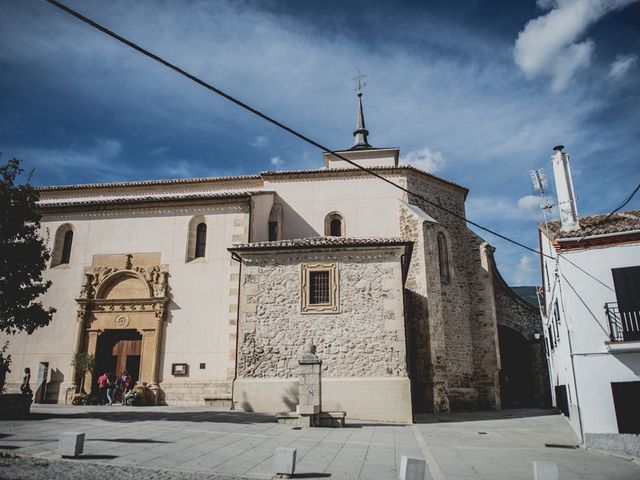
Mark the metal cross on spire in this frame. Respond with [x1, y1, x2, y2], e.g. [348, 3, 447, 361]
[353, 71, 367, 94]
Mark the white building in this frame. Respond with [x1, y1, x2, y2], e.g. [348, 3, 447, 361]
[2, 95, 545, 422]
[540, 146, 640, 455]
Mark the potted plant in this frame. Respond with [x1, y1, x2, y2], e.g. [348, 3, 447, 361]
[70, 352, 95, 405]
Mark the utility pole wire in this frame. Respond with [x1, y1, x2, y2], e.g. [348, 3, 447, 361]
[577, 182, 640, 242]
[44, 0, 550, 259]
[44, 0, 636, 286]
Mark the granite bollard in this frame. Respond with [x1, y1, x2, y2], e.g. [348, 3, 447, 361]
[59, 432, 85, 458]
[274, 447, 296, 478]
[533, 461, 558, 480]
[399, 455, 426, 480]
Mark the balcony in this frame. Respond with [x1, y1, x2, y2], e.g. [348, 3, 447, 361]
[605, 302, 640, 352]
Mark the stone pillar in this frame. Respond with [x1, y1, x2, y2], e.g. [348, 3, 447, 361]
[84, 330, 101, 394]
[139, 329, 156, 384]
[148, 314, 164, 405]
[66, 313, 87, 403]
[297, 341, 322, 427]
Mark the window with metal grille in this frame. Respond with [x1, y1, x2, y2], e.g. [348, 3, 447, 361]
[60, 230, 73, 264]
[195, 223, 207, 258]
[309, 271, 330, 304]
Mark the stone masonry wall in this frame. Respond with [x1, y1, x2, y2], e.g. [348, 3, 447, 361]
[491, 260, 550, 407]
[236, 249, 407, 380]
[403, 172, 500, 410]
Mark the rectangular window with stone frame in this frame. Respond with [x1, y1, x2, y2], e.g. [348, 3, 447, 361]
[301, 263, 339, 313]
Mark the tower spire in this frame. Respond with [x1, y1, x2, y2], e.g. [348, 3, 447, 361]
[352, 71, 371, 150]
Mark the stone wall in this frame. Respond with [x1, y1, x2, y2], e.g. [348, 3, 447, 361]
[236, 249, 407, 379]
[233, 246, 413, 421]
[402, 172, 501, 411]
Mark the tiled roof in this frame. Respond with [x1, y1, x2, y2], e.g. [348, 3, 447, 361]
[229, 236, 413, 251]
[261, 165, 468, 193]
[543, 210, 640, 240]
[38, 191, 269, 209]
[36, 175, 262, 191]
[35, 164, 467, 195]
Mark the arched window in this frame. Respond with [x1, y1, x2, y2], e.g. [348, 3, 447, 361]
[186, 216, 207, 262]
[324, 212, 345, 237]
[437, 232, 450, 283]
[195, 223, 207, 258]
[61, 230, 73, 264]
[51, 224, 74, 267]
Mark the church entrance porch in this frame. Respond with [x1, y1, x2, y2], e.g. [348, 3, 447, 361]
[69, 254, 170, 405]
[95, 329, 142, 383]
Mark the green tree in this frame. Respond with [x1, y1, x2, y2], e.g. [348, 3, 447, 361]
[0, 157, 55, 334]
[70, 352, 95, 394]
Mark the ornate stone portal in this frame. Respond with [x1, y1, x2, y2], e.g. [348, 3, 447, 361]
[68, 254, 169, 404]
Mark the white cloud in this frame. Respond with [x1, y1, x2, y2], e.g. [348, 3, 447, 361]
[250, 136, 269, 147]
[609, 53, 638, 79]
[400, 148, 445, 173]
[270, 155, 285, 166]
[467, 194, 557, 222]
[514, 0, 637, 91]
[15, 138, 126, 182]
[512, 255, 538, 285]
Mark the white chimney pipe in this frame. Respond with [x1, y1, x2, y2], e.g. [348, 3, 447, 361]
[550, 145, 580, 232]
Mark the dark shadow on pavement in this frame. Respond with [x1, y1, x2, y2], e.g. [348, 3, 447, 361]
[93, 438, 171, 444]
[414, 408, 560, 424]
[22, 409, 277, 425]
[76, 454, 118, 460]
[0, 445, 20, 449]
[294, 474, 331, 478]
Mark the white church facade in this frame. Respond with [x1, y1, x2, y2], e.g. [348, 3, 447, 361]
[2, 97, 546, 422]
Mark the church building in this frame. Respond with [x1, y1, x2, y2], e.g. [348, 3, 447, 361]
[2, 94, 546, 422]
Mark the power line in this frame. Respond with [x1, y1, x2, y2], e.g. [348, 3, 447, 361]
[46, 0, 635, 295]
[44, 0, 552, 260]
[577, 182, 640, 242]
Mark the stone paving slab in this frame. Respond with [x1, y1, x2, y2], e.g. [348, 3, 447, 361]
[1, 405, 639, 479]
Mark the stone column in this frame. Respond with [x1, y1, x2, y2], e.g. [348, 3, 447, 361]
[297, 341, 322, 427]
[84, 330, 101, 394]
[148, 313, 164, 405]
[66, 311, 87, 404]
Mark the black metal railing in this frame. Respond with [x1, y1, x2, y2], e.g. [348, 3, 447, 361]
[605, 302, 640, 342]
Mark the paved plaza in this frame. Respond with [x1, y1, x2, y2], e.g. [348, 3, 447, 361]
[0, 405, 638, 479]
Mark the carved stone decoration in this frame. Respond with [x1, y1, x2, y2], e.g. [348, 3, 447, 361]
[114, 314, 130, 328]
[79, 274, 95, 299]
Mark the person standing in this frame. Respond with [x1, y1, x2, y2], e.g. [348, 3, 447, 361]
[20, 367, 32, 395]
[119, 370, 131, 405]
[106, 371, 117, 406]
[97, 372, 109, 405]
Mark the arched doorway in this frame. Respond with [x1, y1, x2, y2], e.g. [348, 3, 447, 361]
[72, 257, 169, 405]
[498, 325, 535, 408]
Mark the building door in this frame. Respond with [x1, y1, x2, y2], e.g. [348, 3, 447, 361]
[612, 266, 640, 341]
[95, 330, 142, 383]
[498, 326, 535, 408]
[611, 381, 640, 434]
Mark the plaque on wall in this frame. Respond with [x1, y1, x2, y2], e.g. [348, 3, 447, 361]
[171, 363, 189, 376]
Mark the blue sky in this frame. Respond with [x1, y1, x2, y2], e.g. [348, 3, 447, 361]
[1, 0, 639, 285]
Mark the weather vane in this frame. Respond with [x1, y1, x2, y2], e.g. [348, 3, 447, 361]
[353, 71, 367, 95]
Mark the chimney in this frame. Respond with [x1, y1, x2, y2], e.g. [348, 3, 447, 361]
[550, 145, 580, 232]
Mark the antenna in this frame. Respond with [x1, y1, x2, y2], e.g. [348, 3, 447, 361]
[530, 169, 548, 194]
